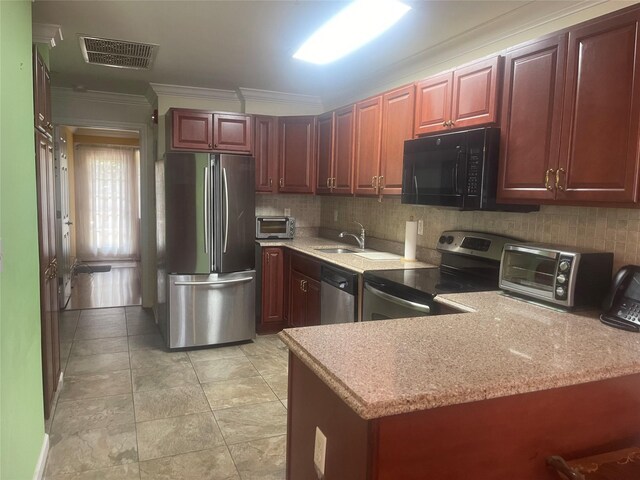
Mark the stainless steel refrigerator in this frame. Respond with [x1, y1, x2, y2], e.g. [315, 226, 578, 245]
[156, 152, 256, 348]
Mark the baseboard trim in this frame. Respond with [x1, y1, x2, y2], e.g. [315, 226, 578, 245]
[33, 433, 49, 480]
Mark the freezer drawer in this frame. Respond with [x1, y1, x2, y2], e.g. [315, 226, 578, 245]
[167, 272, 256, 348]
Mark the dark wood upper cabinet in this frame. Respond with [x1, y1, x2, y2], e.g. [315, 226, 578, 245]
[315, 112, 334, 195]
[170, 109, 213, 151]
[414, 56, 502, 136]
[333, 105, 356, 195]
[168, 109, 251, 153]
[260, 247, 286, 333]
[380, 85, 415, 195]
[254, 115, 278, 193]
[278, 116, 316, 194]
[414, 72, 453, 136]
[558, 12, 640, 203]
[354, 96, 383, 196]
[497, 35, 567, 202]
[451, 56, 502, 129]
[33, 49, 52, 136]
[213, 113, 252, 153]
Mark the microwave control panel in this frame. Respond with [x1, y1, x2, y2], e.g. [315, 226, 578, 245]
[467, 148, 482, 195]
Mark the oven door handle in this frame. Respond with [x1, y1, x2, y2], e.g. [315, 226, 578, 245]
[364, 282, 431, 313]
[504, 244, 558, 259]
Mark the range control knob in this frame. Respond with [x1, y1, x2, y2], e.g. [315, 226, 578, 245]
[438, 235, 446, 244]
[558, 260, 571, 272]
[556, 274, 567, 284]
[556, 286, 566, 297]
[446, 236, 454, 244]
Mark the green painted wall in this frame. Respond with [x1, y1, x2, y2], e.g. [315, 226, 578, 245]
[0, 1, 46, 479]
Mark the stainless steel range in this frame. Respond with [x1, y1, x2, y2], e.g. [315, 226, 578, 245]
[362, 231, 517, 321]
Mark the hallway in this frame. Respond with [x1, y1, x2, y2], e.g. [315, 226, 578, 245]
[65, 261, 142, 310]
[46, 307, 288, 479]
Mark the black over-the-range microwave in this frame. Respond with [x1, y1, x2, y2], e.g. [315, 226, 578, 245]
[401, 127, 538, 212]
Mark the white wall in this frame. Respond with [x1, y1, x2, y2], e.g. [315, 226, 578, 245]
[52, 88, 156, 308]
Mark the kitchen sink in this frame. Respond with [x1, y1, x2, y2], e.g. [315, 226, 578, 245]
[314, 247, 358, 254]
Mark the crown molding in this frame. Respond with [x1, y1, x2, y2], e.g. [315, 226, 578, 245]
[323, 0, 616, 107]
[144, 85, 158, 106]
[238, 87, 323, 108]
[52, 87, 151, 107]
[149, 83, 239, 101]
[32, 23, 63, 48]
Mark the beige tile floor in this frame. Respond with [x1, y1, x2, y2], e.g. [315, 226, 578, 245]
[46, 306, 288, 480]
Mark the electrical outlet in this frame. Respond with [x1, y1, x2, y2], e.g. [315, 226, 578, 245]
[284, 208, 291, 217]
[333, 210, 338, 222]
[313, 426, 327, 478]
[417, 219, 424, 236]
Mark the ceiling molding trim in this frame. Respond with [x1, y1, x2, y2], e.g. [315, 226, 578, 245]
[323, 0, 613, 106]
[52, 87, 151, 107]
[144, 85, 158, 106]
[238, 87, 323, 108]
[150, 83, 239, 101]
[32, 23, 63, 48]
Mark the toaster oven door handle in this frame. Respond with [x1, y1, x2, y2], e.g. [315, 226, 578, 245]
[504, 245, 558, 259]
[364, 282, 432, 314]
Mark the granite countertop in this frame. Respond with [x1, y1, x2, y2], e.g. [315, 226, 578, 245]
[279, 291, 640, 420]
[256, 236, 435, 273]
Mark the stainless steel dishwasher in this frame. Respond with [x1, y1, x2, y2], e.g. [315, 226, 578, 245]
[320, 264, 358, 324]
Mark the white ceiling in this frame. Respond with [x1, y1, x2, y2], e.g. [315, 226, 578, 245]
[33, 1, 600, 100]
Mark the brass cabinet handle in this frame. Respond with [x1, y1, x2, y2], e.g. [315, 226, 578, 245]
[299, 279, 308, 292]
[332, 177, 336, 189]
[326, 177, 331, 188]
[556, 168, 565, 191]
[442, 121, 448, 127]
[379, 175, 385, 190]
[269, 178, 273, 187]
[46, 122, 53, 131]
[208, 143, 212, 148]
[371, 176, 378, 189]
[279, 178, 284, 188]
[449, 120, 455, 126]
[214, 144, 218, 148]
[545, 169, 555, 191]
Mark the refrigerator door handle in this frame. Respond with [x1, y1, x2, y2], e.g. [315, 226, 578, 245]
[173, 277, 253, 287]
[204, 165, 210, 254]
[223, 167, 229, 254]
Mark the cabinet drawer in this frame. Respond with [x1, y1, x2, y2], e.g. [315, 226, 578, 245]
[290, 252, 321, 281]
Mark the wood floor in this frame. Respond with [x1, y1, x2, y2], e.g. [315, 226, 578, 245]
[65, 261, 142, 310]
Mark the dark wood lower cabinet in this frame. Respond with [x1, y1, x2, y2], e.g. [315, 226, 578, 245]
[259, 247, 286, 333]
[287, 354, 640, 480]
[288, 252, 321, 328]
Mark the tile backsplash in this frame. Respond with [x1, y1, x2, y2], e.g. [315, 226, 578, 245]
[256, 194, 322, 235]
[320, 196, 640, 272]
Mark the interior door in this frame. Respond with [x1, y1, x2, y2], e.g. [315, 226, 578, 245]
[55, 129, 72, 306]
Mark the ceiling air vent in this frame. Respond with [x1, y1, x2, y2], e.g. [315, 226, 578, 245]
[79, 35, 158, 70]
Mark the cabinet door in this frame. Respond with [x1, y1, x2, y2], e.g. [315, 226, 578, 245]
[498, 36, 566, 202]
[558, 13, 640, 203]
[451, 56, 502, 129]
[333, 105, 356, 195]
[213, 113, 252, 153]
[171, 109, 213, 151]
[414, 72, 453, 136]
[305, 278, 321, 327]
[315, 112, 334, 194]
[380, 85, 415, 195]
[261, 247, 285, 327]
[278, 116, 316, 194]
[254, 115, 278, 193]
[289, 270, 307, 327]
[354, 97, 383, 195]
[33, 49, 48, 133]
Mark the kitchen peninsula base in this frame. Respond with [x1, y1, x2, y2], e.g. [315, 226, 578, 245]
[287, 354, 640, 479]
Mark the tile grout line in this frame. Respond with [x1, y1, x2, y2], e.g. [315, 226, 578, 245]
[125, 307, 143, 480]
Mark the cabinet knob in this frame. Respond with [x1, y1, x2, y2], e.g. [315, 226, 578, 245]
[442, 121, 448, 127]
[208, 143, 212, 148]
[269, 178, 273, 187]
[214, 144, 217, 148]
[279, 178, 284, 188]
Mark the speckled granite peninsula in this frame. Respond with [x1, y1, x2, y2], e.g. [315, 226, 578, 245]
[280, 291, 640, 479]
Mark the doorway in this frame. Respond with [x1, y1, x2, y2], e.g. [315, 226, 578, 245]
[58, 126, 142, 310]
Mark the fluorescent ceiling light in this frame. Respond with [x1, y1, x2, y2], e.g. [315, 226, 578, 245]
[293, 0, 411, 65]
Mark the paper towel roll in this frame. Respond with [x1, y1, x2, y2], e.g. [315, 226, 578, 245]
[404, 221, 417, 261]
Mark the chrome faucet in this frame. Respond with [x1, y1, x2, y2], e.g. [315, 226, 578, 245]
[339, 221, 366, 250]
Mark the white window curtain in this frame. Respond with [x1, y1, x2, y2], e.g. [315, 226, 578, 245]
[75, 145, 141, 261]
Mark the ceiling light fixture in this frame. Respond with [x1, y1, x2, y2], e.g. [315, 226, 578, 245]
[293, 0, 411, 65]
